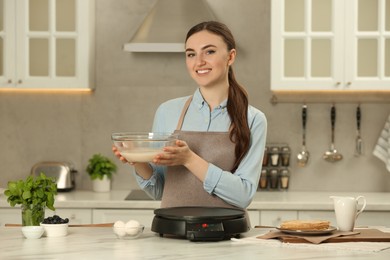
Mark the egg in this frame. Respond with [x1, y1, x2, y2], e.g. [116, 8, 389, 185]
[125, 220, 141, 235]
[113, 220, 126, 237]
[114, 220, 125, 228]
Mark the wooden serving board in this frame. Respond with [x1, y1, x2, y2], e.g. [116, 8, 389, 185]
[279, 229, 390, 243]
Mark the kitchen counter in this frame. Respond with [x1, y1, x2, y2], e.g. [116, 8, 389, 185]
[1, 226, 390, 259]
[2, 190, 390, 211]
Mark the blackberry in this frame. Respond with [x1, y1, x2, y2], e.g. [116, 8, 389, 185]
[43, 215, 69, 224]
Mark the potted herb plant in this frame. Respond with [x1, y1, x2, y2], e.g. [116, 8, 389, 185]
[4, 172, 57, 226]
[86, 153, 117, 192]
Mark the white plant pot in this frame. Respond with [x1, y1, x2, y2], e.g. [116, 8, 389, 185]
[92, 175, 111, 192]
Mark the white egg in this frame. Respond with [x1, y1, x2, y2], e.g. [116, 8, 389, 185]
[125, 220, 141, 235]
[113, 220, 126, 237]
[114, 227, 126, 237]
[114, 220, 125, 228]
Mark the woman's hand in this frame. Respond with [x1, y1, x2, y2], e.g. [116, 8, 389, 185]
[112, 145, 153, 179]
[112, 145, 134, 165]
[153, 140, 194, 167]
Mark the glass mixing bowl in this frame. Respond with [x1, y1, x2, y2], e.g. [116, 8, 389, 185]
[111, 132, 178, 163]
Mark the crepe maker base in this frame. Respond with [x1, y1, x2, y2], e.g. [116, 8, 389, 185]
[151, 206, 250, 241]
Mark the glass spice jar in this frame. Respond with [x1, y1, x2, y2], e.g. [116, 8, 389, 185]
[279, 168, 290, 190]
[262, 146, 269, 166]
[281, 146, 291, 167]
[259, 168, 268, 190]
[270, 146, 280, 167]
[269, 169, 279, 190]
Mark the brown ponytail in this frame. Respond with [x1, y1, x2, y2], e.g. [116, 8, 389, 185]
[186, 21, 251, 172]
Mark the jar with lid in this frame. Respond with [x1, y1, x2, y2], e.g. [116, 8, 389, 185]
[269, 169, 279, 190]
[281, 146, 291, 167]
[279, 168, 290, 190]
[262, 146, 269, 166]
[258, 168, 268, 190]
[270, 146, 280, 167]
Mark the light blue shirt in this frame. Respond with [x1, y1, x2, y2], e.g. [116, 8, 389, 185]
[135, 88, 267, 208]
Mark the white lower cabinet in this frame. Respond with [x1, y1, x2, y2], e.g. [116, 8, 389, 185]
[247, 210, 260, 227]
[354, 212, 390, 227]
[299, 211, 390, 228]
[0, 208, 55, 226]
[260, 210, 298, 227]
[52, 209, 92, 224]
[0, 209, 22, 226]
[92, 209, 155, 227]
[298, 211, 336, 226]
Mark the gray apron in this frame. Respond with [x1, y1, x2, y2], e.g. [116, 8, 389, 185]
[161, 96, 239, 210]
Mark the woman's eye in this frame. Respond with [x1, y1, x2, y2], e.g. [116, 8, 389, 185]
[186, 53, 195, 58]
[206, 49, 216, 55]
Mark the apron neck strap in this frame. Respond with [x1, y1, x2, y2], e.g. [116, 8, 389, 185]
[176, 96, 193, 130]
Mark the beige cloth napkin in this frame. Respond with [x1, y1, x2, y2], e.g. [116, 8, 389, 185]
[257, 230, 359, 244]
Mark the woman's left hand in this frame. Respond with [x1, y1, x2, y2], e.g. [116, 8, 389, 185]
[153, 140, 193, 166]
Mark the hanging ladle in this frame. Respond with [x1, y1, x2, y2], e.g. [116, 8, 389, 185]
[323, 105, 343, 162]
[354, 105, 364, 156]
[297, 105, 309, 167]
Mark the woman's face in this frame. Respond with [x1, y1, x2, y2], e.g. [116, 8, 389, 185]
[185, 30, 235, 89]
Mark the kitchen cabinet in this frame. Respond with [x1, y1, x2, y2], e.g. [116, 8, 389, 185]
[299, 210, 390, 227]
[247, 210, 260, 227]
[0, 209, 22, 226]
[0, 0, 94, 90]
[260, 210, 298, 227]
[92, 209, 155, 227]
[53, 208, 92, 224]
[271, 0, 390, 92]
[93, 209, 260, 228]
[0, 208, 54, 226]
[261, 210, 390, 228]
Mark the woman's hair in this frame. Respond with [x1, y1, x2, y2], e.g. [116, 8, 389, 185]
[185, 21, 250, 172]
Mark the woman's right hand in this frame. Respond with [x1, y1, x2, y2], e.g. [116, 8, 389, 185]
[112, 145, 153, 179]
[112, 145, 131, 164]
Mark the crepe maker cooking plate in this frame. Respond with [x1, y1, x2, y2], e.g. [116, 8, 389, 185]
[151, 206, 250, 241]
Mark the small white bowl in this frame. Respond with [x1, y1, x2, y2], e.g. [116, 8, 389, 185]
[40, 223, 68, 237]
[22, 226, 44, 239]
[113, 225, 144, 239]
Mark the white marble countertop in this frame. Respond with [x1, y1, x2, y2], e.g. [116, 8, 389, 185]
[1, 226, 390, 259]
[1, 190, 390, 211]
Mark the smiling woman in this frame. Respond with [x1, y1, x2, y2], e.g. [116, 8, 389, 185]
[113, 21, 267, 214]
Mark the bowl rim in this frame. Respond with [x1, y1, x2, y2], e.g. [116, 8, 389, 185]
[40, 223, 69, 227]
[111, 132, 177, 141]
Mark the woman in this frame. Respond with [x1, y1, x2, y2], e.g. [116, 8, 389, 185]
[113, 21, 267, 210]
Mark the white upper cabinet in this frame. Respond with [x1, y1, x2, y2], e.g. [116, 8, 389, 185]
[0, 0, 94, 90]
[271, 0, 390, 92]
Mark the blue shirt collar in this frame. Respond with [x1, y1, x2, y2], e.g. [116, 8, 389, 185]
[193, 88, 228, 111]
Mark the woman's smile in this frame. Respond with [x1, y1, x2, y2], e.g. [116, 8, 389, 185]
[196, 69, 212, 75]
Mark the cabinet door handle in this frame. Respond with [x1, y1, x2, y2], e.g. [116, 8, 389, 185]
[346, 82, 351, 86]
[18, 80, 23, 84]
[8, 79, 12, 84]
[335, 82, 341, 87]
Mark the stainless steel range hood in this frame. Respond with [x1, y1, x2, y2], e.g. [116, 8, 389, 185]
[123, 0, 216, 53]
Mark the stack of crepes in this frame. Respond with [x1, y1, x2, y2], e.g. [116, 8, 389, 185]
[280, 220, 331, 231]
[268, 220, 351, 244]
[373, 114, 390, 172]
